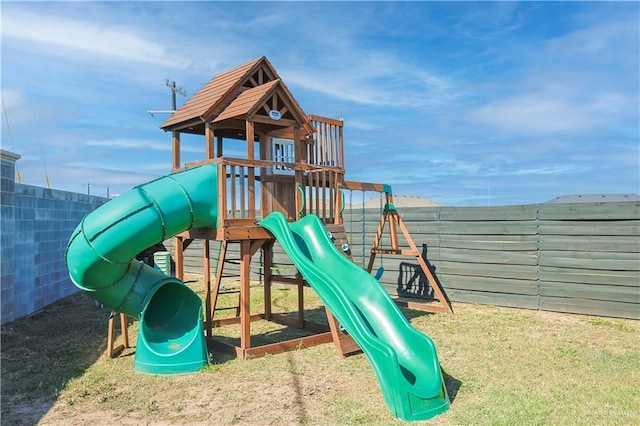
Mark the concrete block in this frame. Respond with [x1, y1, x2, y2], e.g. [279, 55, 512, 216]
[1, 262, 15, 280]
[15, 196, 36, 208]
[1, 220, 15, 235]
[15, 243, 37, 257]
[1, 205, 14, 219]
[1, 232, 13, 245]
[35, 209, 52, 220]
[1, 273, 15, 290]
[0, 246, 15, 262]
[15, 229, 35, 243]
[14, 292, 34, 318]
[1, 301, 14, 323]
[1, 162, 14, 178]
[15, 267, 35, 287]
[1, 176, 14, 192]
[17, 208, 35, 220]
[16, 184, 33, 196]
[1, 191, 15, 206]
[1, 181, 109, 322]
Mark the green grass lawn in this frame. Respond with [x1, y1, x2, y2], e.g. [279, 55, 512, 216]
[2, 276, 638, 425]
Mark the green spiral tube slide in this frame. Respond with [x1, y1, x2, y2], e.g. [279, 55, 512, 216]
[260, 212, 450, 421]
[65, 165, 218, 375]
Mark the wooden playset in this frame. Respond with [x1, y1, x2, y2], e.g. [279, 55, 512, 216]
[108, 56, 451, 360]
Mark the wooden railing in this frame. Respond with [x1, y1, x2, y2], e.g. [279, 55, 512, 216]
[309, 115, 344, 169]
[184, 157, 347, 228]
[302, 168, 342, 223]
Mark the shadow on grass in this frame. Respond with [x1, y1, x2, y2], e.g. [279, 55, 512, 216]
[209, 306, 331, 355]
[0, 292, 115, 425]
[394, 243, 454, 312]
[442, 368, 462, 404]
[286, 351, 310, 424]
[398, 306, 437, 322]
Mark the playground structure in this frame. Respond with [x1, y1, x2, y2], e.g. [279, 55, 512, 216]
[66, 56, 452, 420]
[160, 56, 452, 357]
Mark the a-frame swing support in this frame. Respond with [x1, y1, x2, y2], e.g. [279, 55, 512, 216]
[366, 190, 453, 314]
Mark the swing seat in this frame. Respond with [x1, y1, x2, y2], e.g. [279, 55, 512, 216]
[374, 267, 384, 281]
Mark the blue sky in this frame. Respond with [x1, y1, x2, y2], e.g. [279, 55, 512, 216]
[1, 1, 638, 206]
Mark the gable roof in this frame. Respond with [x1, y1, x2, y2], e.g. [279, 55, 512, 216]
[161, 56, 268, 129]
[161, 56, 312, 134]
[214, 80, 280, 123]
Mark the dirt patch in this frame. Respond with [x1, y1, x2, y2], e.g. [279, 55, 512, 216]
[1, 292, 112, 425]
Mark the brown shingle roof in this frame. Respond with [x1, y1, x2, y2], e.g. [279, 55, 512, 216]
[214, 80, 279, 122]
[161, 56, 314, 136]
[161, 56, 265, 130]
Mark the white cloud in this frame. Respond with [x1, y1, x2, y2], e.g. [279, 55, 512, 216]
[1, 89, 30, 131]
[86, 139, 169, 151]
[285, 62, 457, 109]
[546, 18, 638, 63]
[84, 138, 202, 154]
[2, 9, 183, 68]
[454, 2, 527, 41]
[469, 90, 634, 136]
[511, 164, 589, 176]
[2, 2, 636, 206]
[466, 9, 638, 138]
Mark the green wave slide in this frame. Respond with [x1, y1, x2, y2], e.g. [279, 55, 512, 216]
[66, 164, 218, 375]
[260, 212, 450, 421]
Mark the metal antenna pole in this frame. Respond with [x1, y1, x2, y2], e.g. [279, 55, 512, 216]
[166, 79, 186, 111]
[147, 80, 186, 116]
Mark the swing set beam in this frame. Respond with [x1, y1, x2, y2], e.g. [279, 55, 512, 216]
[342, 182, 454, 315]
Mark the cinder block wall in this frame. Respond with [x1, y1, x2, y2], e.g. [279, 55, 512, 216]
[1, 150, 108, 324]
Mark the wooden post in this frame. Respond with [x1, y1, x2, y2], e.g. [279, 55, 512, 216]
[263, 241, 273, 320]
[367, 210, 387, 273]
[107, 312, 129, 358]
[334, 173, 343, 225]
[205, 122, 214, 160]
[246, 121, 256, 217]
[172, 131, 180, 171]
[203, 239, 212, 338]
[296, 272, 305, 328]
[175, 236, 184, 280]
[260, 134, 269, 218]
[218, 163, 227, 230]
[389, 212, 399, 251]
[239, 240, 251, 351]
[338, 118, 345, 168]
[293, 127, 304, 220]
[216, 135, 223, 158]
[387, 192, 399, 250]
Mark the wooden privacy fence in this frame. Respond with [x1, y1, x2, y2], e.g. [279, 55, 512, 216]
[171, 201, 639, 320]
[347, 201, 639, 320]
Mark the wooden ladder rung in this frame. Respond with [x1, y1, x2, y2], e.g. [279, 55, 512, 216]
[370, 248, 414, 255]
[219, 271, 244, 278]
[213, 285, 241, 318]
